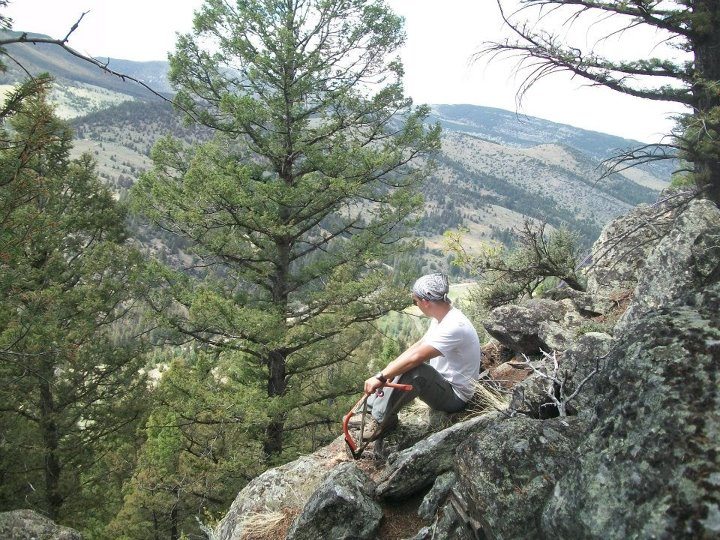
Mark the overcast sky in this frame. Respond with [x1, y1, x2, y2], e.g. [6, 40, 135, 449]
[5, 0, 688, 143]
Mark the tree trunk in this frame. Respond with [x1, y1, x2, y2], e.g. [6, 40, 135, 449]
[170, 490, 179, 540]
[263, 349, 288, 457]
[152, 511, 160, 540]
[691, 0, 720, 205]
[38, 359, 62, 520]
[263, 238, 290, 457]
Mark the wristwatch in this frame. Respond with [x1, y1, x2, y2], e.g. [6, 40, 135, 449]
[374, 371, 387, 384]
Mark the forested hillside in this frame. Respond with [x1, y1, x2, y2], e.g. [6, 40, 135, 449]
[68, 97, 669, 257]
[0, 30, 671, 257]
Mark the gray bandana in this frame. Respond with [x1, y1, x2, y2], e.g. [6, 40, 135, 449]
[412, 273, 451, 303]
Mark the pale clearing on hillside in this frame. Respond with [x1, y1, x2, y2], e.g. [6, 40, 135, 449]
[526, 141, 669, 192]
[619, 167, 670, 190]
[441, 132, 632, 224]
[423, 204, 534, 252]
[51, 83, 133, 119]
[0, 82, 133, 119]
[524, 144, 582, 171]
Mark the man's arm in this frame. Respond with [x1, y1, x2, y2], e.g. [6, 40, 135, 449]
[363, 343, 441, 394]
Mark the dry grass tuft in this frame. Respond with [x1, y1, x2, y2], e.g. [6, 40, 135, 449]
[239, 508, 300, 540]
[468, 380, 510, 415]
[404, 398, 429, 414]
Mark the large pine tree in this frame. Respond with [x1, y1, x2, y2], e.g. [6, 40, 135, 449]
[131, 0, 440, 457]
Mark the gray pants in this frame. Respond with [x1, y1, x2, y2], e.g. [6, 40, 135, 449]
[369, 363, 467, 423]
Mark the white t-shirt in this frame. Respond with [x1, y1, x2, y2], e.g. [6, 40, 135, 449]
[422, 307, 481, 402]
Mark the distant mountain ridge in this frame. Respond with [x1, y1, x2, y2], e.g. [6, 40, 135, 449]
[429, 104, 675, 180]
[0, 31, 673, 161]
[0, 30, 173, 97]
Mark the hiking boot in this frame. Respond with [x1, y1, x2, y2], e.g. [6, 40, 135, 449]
[347, 412, 367, 430]
[362, 414, 398, 442]
[360, 417, 380, 441]
[347, 413, 379, 439]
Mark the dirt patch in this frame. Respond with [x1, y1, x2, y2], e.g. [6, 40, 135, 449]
[481, 340, 514, 370]
[586, 288, 634, 332]
[351, 447, 392, 482]
[489, 360, 533, 388]
[607, 288, 634, 322]
[378, 491, 429, 540]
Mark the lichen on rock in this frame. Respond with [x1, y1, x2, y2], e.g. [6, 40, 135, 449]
[286, 463, 382, 540]
[542, 284, 720, 539]
[0, 510, 81, 540]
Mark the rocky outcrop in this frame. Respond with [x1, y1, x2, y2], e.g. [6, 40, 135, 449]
[585, 190, 692, 298]
[483, 299, 570, 354]
[375, 413, 500, 500]
[455, 416, 587, 539]
[286, 463, 381, 540]
[426, 491, 477, 540]
[615, 198, 720, 333]
[542, 283, 720, 538]
[484, 297, 588, 355]
[417, 471, 456, 522]
[0, 510, 82, 540]
[214, 191, 719, 540]
[215, 443, 346, 540]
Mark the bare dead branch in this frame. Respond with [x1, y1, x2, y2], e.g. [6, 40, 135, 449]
[597, 142, 681, 179]
[518, 349, 600, 417]
[62, 11, 88, 43]
[476, 0, 694, 109]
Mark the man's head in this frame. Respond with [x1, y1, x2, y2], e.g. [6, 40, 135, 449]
[412, 273, 451, 305]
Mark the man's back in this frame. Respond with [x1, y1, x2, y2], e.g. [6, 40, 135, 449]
[424, 307, 481, 402]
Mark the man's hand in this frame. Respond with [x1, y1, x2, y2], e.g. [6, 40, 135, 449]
[362, 343, 441, 395]
[364, 376, 384, 395]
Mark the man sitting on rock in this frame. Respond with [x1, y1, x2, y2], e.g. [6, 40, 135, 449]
[359, 273, 481, 441]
